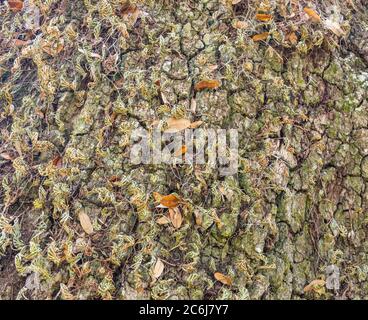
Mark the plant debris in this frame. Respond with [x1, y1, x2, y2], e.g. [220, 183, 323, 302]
[0, 0, 367, 301]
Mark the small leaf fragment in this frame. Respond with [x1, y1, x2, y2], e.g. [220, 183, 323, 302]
[194, 80, 221, 91]
[234, 20, 248, 29]
[303, 7, 321, 23]
[52, 155, 63, 168]
[8, 0, 23, 12]
[0, 153, 13, 161]
[153, 192, 163, 202]
[156, 216, 171, 225]
[252, 32, 269, 42]
[214, 272, 232, 285]
[287, 32, 298, 45]
[255, 13, 272, 22]
[159, 194, 180, 208]
[165, 118, 191, 133]
[189, 120, 203, 129]
[169, 207, 183, 229]
[324, 19, 346, 37]
[152, 258, 165, 279]
[78, 211, 94, 235]
[303, 279, 326, 293]
[12, 39, 31, 47]
[173, 145, 188, 157]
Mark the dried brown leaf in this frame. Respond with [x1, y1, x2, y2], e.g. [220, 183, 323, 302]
[12, 39, 31, 47]
[214, 272, 232, 285]
[252, 32, 269, 42]
[52, 155, 63, 168]
[0, 153, 13, 161]
[156, 216, 171, 225]
[255, 13, 272, 22]
[165, 118, 191, 133]
[303, 279, 326, 293]
[303, 7, 321, 23]
[189, 120, 203, 129]
[287, 32, 298, 45]
[159, 194, 180, 208]
[234, 20, 248, 29]
[8, 0, 23, 12]
[152, 258, 165, 279]
[169, 207, 183, 229]
[153, 192, 163, 202]
[194, 80, 221, 91]
[78, 211, 94, 235]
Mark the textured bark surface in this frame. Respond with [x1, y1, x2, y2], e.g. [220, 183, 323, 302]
[0, 0, 368, 299]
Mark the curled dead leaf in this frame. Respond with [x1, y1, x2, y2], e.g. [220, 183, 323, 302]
[78, 211, 94, 235]
[152, 258, 165, 279]
[214, 272, 232, 285]
[194, 80, 221, 91]
[169, 207, 183, 229]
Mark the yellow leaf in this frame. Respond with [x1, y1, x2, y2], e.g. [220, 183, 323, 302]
[152, 258, 164, 279]
[303, 7, 321, 23]
[78, 211, 94, 235]
[214, 272, 232, 285]
[194, 80, 221, 91]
